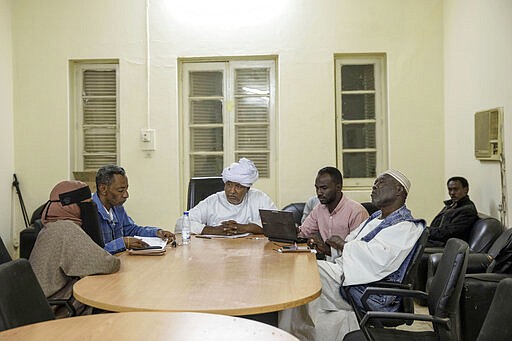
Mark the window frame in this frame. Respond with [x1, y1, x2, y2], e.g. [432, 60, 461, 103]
[179, 57, 277, 202]
[335, 54, 388, 189]
[71, 61, 120, 172]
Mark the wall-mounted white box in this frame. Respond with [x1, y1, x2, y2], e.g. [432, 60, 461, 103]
[141, 128, 156, 151]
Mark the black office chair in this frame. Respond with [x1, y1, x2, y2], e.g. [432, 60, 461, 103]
[187, 176, 225, 210]
[281, 202, 305, 226]
[344, 238, 469, 341]
[19, 202, 47, 259]
[343, 228, 429, 327]
[475, 277, 512, 340]
[361, 202, 379, 216]
[0, 259, 55, 331]
[0, 236, 12, 265]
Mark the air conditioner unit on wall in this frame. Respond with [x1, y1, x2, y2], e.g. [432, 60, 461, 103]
[474, 107, 503, 161]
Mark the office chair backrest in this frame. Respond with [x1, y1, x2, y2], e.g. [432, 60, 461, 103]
[80, 201, 105, 248]
[428, 238, 469, 341]
[0, 236, 12, 265]
[403, 228, 429, 284]
[476, 277, 512, 340]
[0, 259, 55, 331]
[30, 203, 47, 225]
[187, 177, 225, 210]
[360, 202, 379, 216]
[398, 227, 429, 318]
[468, 213, 503, 253]
[281, 202, 305, 227]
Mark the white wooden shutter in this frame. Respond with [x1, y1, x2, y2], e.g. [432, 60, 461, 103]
[233, 67, 270, 177]
[81, 67, 118, 170]
[188, 70, 225, 176]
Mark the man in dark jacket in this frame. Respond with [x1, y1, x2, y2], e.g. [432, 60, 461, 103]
[427, 176, 478, 246]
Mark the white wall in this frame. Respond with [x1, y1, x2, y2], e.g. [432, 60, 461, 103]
[9, 0, 445, 236]
[0, 0, 15, 256]
[444, 0, 512, 225]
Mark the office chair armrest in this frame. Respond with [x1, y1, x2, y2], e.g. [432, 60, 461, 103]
[367, 280, 413, 290]
[361, 287, 428, 312]
[360, 311, 451, 329]
[48, 298, 76, 317]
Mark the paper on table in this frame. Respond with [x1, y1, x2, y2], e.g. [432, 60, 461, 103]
[128, 248, 166, 256]
[198, 232, 251, 239]
[127, 236, 167, 255]
[133, 236, 167, 248]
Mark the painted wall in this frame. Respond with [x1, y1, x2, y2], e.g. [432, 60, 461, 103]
[9, 0, 445, 240]
[0, 0, 15, 256]
[444, 0, 512, 226]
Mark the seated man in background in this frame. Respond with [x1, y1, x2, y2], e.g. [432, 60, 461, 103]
[298, 167, 368, 260]
[93, 165, 174, 254]
[279, 169, 425, 341]
[427, 176, 478, 246]
[29, 180, 120, 316]
[186, 158, 277, 235]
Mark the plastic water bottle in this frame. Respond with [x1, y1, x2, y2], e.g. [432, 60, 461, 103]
[182, 211, 191, 245]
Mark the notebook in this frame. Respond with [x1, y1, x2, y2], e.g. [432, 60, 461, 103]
[259, 209, 308, 244]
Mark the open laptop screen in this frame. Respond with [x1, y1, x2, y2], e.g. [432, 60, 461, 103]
[259, 209, 306, 244]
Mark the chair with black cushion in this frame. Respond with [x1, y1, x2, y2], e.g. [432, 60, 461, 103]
[0, 259, 55, 331]
[19, 203, 47, 260]
[428, 227, 512, 341]
[360, 202, 379, 216]
[30, 203, 46, 225]
[187, 177, 225, 210]
[0, 236, 12, 264]
[343, 228, 429, 327]
[415, 213, 503, 304]
[344, 238, 469, 341]
[281, 202, 305, 226]
[19, 219, 44, 259]
[475, 277, 512, 341]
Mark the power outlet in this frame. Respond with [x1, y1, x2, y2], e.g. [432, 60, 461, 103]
[141, 128, 156, 150]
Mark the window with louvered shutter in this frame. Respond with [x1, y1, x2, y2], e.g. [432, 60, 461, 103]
[335, 55, 388, 188]
[74, 64, 119, 171]
[182, 59, 275, 182]
[234, 67, 271, 178]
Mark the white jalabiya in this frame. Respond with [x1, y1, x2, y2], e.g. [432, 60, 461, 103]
[185, 188, 277, 234]
[279, 216, 423, 341]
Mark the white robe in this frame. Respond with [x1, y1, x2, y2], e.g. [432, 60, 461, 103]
[279, 217, 424, 341]
[182, 188, 277, 234]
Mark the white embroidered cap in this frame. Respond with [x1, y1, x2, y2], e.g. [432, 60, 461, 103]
[382, 169, 411, 194]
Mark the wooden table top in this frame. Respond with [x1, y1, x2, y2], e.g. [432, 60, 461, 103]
[0, 312, 299, 340]
[73, 237, 321, 315]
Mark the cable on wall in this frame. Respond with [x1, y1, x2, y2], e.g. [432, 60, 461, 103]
[141, 0, 156, 151]
[145, 0, 151, 129]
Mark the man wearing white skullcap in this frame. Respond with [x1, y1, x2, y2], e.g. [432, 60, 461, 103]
[184, 158, 277, 235]
[279, 170, 425, 341]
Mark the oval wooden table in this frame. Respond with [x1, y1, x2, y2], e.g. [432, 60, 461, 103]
[0, 312, 299, 340]
[74, 237, 321, 315]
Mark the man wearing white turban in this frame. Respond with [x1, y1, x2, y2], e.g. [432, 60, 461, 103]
[186, 158, 277, 235]
[279, 170, 425, 341]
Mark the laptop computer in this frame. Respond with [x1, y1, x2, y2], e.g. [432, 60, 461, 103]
[259, 209, 308, 244]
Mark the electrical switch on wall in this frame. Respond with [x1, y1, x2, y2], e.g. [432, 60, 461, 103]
[141, 128, 156, 150]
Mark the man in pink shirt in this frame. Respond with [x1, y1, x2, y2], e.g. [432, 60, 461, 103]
[299, 167, 369, 259]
